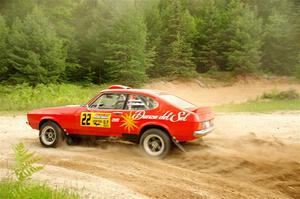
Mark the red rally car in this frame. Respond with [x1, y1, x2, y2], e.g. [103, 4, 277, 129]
[27, 85, 214, 158]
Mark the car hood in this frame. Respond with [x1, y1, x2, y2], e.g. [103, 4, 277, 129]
[28, 105, 81, 115]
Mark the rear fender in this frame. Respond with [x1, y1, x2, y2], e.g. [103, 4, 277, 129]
[139, 122, 172, 137]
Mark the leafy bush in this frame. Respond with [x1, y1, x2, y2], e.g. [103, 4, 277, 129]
[0, 143, 79, 199]
[13, 143, 43, 183]
[261, 89, 300, 100]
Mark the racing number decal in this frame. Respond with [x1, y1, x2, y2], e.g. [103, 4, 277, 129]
[81, 113, 91, 125]
[80, 112, 111, 128]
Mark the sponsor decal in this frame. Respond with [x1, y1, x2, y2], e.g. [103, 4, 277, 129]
[132, 110, 190, 122]
[94, 114, 109, 119]
[80, 112, 111, 128]
[119, 110, 190, 133]
[112, 118, 120, 122]
[120, 112, 138, 133]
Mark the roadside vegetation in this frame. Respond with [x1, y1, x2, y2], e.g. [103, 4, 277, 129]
[0, 83, 107, 112]
[0, 143, 79, 199]
[0, 0, 299, 87]
[0, 0, 300, 113]
[215, 89, 300, 113]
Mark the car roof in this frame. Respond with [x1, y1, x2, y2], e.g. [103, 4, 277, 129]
[101, 88, 165, 97]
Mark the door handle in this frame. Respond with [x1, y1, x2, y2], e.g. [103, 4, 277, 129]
[113, 112, 123, 115]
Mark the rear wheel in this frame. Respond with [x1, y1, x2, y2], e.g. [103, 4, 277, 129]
[140, 129, 171, 158]
[39, 121, 63, 147]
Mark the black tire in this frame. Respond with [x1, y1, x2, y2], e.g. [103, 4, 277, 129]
[140, 129, 171, 158]
[66, 135, 79, 146]
[39, 121, 63, 147]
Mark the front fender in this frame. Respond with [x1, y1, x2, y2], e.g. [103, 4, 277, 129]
[39, 116, 61, 129]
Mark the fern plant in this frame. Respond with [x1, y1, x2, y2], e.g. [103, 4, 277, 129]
[13, 143, 43, 183]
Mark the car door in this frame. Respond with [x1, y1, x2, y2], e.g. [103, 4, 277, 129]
[119, 94, 160, 135]
[77, 92, 128, 137]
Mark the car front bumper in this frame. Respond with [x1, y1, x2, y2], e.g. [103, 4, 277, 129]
[193, 126, 214, 137]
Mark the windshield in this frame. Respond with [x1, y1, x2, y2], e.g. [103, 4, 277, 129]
[160, 94, 196, 109]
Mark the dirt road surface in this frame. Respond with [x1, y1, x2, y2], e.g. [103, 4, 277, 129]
[1, 79, 300, 198]
[0, 113, 299, 199]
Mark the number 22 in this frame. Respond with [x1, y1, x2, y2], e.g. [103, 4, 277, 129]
[81, 113, 91, 125]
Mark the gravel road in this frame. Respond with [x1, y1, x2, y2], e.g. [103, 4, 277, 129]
[0, 113, 299, 198]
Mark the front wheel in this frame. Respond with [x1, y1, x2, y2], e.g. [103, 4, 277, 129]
[39, 121, 63, 147]
[140, 129, 171, 158]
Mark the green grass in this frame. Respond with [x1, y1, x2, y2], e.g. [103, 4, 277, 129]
[215, 89, 300, 113]
[0, 178, 79, 199]
[0, 83, 108, 112]
[0, 143, 80, 199]
[214, 99, 300, 113]
[1, 83, 300, 113]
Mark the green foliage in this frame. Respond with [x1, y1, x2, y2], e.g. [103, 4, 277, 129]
[0, 0, 36, 24]
[13, 143, 43, 183]
[7, 7, 66, 85]
[67, 0, 103, 83]
[11, 143, 43, 197]
[0, 143, 79, 199]
[0, 179, 79, 199]
[104, 1, 150, 86]
[262, 10, 298, 75]
[224, 0, 263, 74]
[261, 89, 299, 100]
[164, 33, 196, 77]
[149, 0, 195, 77]
[0, 83, 107, 111]
[193, 0, 263, 74]
[0, 15, 8, 80]
[296, 53, 300, 79]
[142, 0, 162, 59]
[193, 0, 223, 73]
[0, 0, 299, 84]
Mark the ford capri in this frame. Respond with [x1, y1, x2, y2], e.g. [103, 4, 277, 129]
[27, 85, 214, 158]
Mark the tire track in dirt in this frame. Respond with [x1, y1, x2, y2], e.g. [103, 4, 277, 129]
[33, 136, 298, 199]
[37, 150, 279, 199]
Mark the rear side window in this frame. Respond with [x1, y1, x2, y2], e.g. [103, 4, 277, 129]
[160, 94, 196, 109]
[125, 94, 158, 110]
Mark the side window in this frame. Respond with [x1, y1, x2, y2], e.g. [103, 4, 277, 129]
[125, 94, 158, 110]
[89, 93, 127, 110]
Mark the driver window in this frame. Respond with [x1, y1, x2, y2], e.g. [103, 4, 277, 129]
[125, 94, 158, 110]
[90, 93, 127, 110]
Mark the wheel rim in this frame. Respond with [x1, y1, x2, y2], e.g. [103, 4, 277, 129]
[143, 134, 165, 156]
[41, 126, 56, 145]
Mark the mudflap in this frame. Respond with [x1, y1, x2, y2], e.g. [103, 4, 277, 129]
[171, 136, 186, 153]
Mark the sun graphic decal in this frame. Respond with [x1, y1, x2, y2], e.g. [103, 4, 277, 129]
[120, 112, 138, 133]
